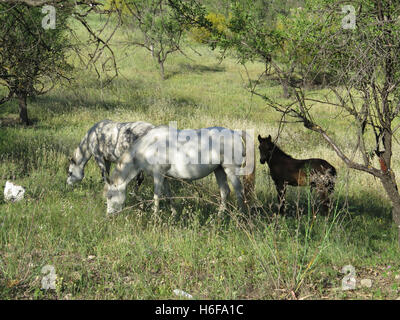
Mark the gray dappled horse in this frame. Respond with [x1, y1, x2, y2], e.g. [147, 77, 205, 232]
[67, 120, 154, 186]
[104, 126, 256, 215]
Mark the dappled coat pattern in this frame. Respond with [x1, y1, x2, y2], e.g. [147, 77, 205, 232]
[67, 120, 155, 185]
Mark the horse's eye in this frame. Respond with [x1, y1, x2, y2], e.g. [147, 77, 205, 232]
[68, 171, 72, 177]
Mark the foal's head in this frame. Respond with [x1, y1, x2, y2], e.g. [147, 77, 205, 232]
[258, 135, 275, 164]
[66, 157, 84, 185]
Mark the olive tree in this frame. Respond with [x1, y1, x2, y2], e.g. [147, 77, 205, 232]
[275, 1, 400, 244]
[171, 0, 400, 245]
[106, 0, 187, 80]
[0, 3, 72, 124]
[0, 0, 122, 124]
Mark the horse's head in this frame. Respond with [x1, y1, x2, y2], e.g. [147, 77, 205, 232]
[66, 157, 84, 185]
[258, 135, 274, 164]
[104, 181, 126, 215]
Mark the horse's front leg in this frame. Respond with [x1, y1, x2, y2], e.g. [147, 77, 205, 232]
[153, 173, 165, 214]
[105, 160, 111, 178]
[214, 167, 230, 213]
[95, 155, 109, 182]
[136, 171, 145, 188]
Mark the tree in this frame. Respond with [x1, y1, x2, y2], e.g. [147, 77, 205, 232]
[168, 0, 299, 97]
[0, 0, 123, 124]
[247, 0, 400, 245]
[259, 0, 400, 244]
[0, 3, 72, 124]
[106, 0, 187, 80]
[172, 0, 400, 246]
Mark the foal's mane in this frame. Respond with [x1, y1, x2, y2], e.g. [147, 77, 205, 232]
[270, 141, 294, 160]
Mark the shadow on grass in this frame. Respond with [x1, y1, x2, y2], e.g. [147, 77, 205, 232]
[0, 127, 73, 179]
[125, 176, 220, 226]
[254, 182, 391, 220]
[1, 74, 205, 129]
[121, 172, 394, 233]
[250, 184, 396, 250]
[165, 63, 226, 80]
[29, 78, 200, 123]
[178, 63, 225, 74]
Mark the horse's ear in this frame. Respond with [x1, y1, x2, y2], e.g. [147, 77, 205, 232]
[258, 134, 263, 143]
[267, 135, 272, 142]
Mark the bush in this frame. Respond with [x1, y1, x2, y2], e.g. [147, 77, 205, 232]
[189, 12, 227, 44]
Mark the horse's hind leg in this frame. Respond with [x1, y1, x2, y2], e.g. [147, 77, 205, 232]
[163, 178, 177, 215]
[224, 168, 245, 212]
[214, 167, 230, 213]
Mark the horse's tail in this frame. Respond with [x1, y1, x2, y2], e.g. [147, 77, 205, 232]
[241, 130, 256, 205]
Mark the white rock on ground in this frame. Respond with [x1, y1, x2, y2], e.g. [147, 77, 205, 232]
[4, 181, 25, 202]
[173, 289, 193, 299]
[360, 278, 373, 288]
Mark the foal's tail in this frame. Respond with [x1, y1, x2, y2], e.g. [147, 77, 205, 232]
[326, 164, 337, 194]
[241, 130, 256, 205]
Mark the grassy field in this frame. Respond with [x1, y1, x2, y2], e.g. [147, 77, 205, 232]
[1, 16, 400, 300]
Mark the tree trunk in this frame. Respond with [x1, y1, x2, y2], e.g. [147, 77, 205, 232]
[265, 54, 271, 75]
[281, 78, 290, 98]
[159, 59, 165, 80]
[380, 173, 400, 246]
[17, 93, 30, 125]
[150, 44, 155, 58]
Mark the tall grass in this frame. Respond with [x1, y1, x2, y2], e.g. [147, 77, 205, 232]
[0, 19, 399, 299]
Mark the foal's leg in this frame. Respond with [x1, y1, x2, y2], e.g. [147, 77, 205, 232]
[317, 179, 335, 215]
[275, 181, 286, 214]
[310, 172, 334, 215]
[224, 168, 245, 212]
[309, 181, 319, 217]
[214, 167, 230, 213]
